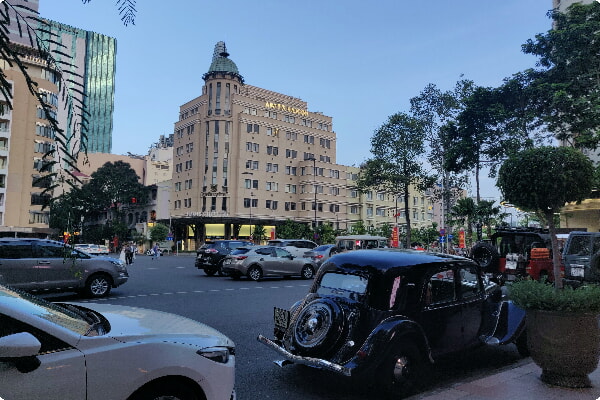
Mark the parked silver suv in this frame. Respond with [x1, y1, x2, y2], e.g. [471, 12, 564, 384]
[0, 238, 128, 297]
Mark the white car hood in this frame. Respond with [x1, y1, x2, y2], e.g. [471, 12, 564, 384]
[78, 303, 234, 347]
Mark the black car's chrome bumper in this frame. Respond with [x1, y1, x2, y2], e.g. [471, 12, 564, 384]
[257, 334, 352, 376]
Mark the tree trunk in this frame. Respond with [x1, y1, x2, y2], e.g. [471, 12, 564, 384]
[545, 209, 564, 289]
[475, 162, 481, 203]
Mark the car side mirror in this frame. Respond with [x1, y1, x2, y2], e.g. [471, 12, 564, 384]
[0, 332, 42, 373]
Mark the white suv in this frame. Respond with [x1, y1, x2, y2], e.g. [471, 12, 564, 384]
[267, 239, 317, 258]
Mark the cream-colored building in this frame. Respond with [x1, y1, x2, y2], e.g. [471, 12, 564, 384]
[0, 43, 59, 236]
[171, 42, 433, 249]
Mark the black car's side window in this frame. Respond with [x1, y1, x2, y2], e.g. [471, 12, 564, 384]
[425, 269, 455, 305]
[458, 266, 481, 300]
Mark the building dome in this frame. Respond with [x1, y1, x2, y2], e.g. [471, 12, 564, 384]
[203, 41, 244, 83]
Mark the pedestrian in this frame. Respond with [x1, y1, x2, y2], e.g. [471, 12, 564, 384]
[152, 243, 159, 260]
[131, 242, 136, 262]
[125, 243, 133, 265]
[119, 246, 126, 263]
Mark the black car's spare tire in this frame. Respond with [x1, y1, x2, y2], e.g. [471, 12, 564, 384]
[470, 242, 500, 273]
[292, 298, 344, 356]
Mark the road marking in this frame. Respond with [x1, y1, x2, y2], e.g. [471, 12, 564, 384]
[73, 283, 310, 302]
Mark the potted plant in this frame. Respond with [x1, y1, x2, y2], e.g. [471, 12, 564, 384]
[508, 279, 600, 387]
[498, 146, 598, 387]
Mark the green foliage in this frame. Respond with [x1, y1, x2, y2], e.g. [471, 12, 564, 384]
[315, 223, 336, 244]
[374, 222, 393, 240]
[497, 146, 594, 213]
[276, 219, 311, 239]
[149, 223, 169, 243]
[350, 220, 367, 235]
[521, 2, 600, 148]
[411, 224, 439, 248]
[85, 161, 149, 212]
[357, 112, 436, 247]
[252, 224, 267, 242]
[509, 279, 600, 313]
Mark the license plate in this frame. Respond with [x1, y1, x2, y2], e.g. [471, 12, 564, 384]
[274, 307, 290, 330]
[505, 260, 517, 270]
[571, 266, 585, 277]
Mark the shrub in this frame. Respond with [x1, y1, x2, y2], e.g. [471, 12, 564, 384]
[508, 279, 600, 312]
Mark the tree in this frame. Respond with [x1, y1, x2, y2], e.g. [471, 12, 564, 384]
[411, 223, 439, 250]
[497, 146, 594, 289]
[252, 224, 267, 243]
[83, 161, 149, 216]
[349, 220, 367, 235]
[357, 112, 435, 247]
[149, 223, 169, 243]
[410, 80, 473, 208]
[520, 2, 600, 150]
[475, 199, 504, 237]
[314, 223, 336, 245]
[448, 197, 477, 248]
[276, 219, 311, 240]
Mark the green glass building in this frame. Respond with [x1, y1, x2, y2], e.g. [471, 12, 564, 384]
[39, 20, 116, 154]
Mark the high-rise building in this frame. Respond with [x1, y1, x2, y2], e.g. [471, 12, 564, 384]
[171, 42, 433, 249]
[39, 20, 116, 154]
[0, 3, 116, 236]
[0, 43, 59, 235]
[553, 0, 594, 12]
[4, 0, 40, 47]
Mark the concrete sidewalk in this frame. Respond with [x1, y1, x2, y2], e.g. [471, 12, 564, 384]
[409, 360, 600, 400]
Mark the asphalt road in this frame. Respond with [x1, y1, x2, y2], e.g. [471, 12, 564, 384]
[42, 253, 526, 400]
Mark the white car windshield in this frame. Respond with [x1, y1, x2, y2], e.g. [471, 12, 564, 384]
[0, 286, 93, 335]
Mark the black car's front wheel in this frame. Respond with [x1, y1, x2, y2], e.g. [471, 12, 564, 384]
[376, 343, 427, 398]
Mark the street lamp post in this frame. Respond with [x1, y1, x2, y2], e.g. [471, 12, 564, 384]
[241, 172, 254, 241]
[307, 157, 317, 242]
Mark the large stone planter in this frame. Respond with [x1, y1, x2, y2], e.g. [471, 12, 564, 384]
[526, 309, 600, 388]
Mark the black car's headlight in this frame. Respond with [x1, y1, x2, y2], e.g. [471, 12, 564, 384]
[197, 346, 235, 363]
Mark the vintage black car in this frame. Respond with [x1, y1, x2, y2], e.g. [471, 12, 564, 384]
[258, 249, 528, 396]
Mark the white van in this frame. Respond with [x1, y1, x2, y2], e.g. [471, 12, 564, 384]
[335, 235, 389, 251]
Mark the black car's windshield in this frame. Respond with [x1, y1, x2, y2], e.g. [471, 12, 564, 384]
[317, 272, 368, 296]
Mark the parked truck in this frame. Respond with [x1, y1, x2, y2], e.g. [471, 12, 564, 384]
[470, 227, 557, 283]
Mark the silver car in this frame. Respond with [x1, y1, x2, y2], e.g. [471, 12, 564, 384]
[222, 246, 317, 281]
[0, 238, 128, 297]
[303, 244, 339, 266]
[0, 284, 235, 400]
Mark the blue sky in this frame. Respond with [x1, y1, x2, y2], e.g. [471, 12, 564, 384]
[40, 1, 554, 200]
